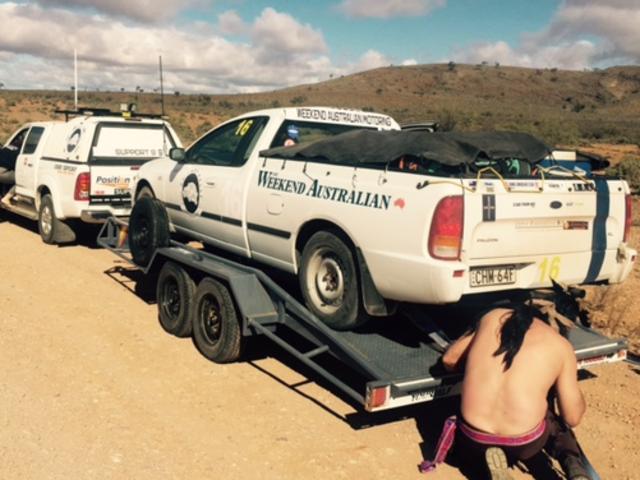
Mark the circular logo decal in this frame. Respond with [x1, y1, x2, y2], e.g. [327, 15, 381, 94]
[550, 201, 563, 209]
[66, 128, 82, 153]
[182, 173, 200, 213]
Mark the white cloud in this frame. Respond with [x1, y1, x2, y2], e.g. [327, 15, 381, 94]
[337, 0, 446, 19]
[351, 49, 391, 71]
[216, 10, 247, 35]
[451, 0, 640, 70]
[34, 0, 202, 23]
[401, 58, 418, 66]
[0, 3, 335, 93]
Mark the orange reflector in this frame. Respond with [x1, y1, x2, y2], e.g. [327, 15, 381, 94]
[453, 270, 464, 278]
[366, 385, 390, 410]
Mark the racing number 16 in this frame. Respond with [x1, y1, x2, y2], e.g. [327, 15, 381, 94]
[538, 256, 561, 283]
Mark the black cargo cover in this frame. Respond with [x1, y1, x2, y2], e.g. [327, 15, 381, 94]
[260, 130, 552, 167]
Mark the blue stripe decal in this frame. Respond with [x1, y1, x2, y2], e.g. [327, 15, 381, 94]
[584, 179, 609, 283]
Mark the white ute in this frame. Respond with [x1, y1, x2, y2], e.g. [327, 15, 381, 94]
[129, 106, 636, 330]
[0, 107, 180, 244]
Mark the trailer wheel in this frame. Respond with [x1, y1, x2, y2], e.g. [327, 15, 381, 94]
[192, 277, 242, 363]
[156, 261, 195, 338]
[299, 230, 365, 330]
[38, 194, 75, 244]
[129, 197, 170, 266]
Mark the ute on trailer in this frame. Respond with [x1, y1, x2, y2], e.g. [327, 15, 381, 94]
[128, 106, 636, 331]
[0, 106, 180, 244]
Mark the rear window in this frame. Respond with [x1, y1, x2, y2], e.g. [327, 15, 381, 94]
[91, 123, 176, 163]
[269, 120, 372, 148]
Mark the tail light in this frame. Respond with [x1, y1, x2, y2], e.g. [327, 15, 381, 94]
[74, 172, 90, 201]
[624, 193, 632, 242]
[429, 195, 464, 260]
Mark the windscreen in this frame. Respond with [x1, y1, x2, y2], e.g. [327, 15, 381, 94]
[91, 123, 175, 163]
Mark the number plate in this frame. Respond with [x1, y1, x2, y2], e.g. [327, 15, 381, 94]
[469, 265, 517, 288]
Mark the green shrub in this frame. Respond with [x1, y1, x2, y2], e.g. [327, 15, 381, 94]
[609, 156, 640, 192]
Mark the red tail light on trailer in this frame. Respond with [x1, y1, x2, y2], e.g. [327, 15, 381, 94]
[74, 172, 90, 201]
[429, 195, 464, 260]
[624, 194, 632, 242]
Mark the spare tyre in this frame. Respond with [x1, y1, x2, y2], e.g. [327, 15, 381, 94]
[129, 197, 170, 266]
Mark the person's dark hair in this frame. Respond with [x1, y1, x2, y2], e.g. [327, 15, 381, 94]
[493, 300, 545, 370]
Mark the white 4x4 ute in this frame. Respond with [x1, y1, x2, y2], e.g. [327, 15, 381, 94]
[0, 107, 180, 244]
[129, 107, 636, 330]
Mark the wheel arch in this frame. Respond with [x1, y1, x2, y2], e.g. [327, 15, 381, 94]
[134, 179, 155, 200]
[294, 218, 395, 317]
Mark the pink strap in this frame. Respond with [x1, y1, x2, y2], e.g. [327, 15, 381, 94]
[419, 415, 457, 473]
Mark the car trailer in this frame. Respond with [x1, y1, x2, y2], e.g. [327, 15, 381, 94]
[98, 217, 628, 413]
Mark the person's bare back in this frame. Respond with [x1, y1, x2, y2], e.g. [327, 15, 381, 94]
[443, 307, 586, 436]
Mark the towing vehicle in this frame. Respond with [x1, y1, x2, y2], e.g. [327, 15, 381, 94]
[98, 216, 628, 412]
[128, 106, 636, 331]
[0, 106, 180, 244]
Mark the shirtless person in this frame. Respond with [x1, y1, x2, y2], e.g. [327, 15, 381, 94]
[423, 301, 590, 480]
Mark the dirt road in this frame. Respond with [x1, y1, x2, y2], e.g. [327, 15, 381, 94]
[0, 214, 638, 480]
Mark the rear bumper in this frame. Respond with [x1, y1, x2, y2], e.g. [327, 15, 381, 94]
[363, 244, 637, 305]
[80, 208, 129, 223]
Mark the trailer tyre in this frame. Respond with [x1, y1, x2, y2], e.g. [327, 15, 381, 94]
[192, 277, 242, 363]
[299, 230, 364, 330]
[157, 261, 195, 338]
[129, 197, 170, 267]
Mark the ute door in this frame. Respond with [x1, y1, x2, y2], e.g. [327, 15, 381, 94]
[174, 116, 268, 255]
[15, 126, 46, 194]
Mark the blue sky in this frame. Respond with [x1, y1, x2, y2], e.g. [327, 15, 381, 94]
[0, 0, 637, 93]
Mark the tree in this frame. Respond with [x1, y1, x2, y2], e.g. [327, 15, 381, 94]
[447, 61, 456, 72]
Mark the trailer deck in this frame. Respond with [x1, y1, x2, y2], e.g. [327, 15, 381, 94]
[98, 217, 628, 412]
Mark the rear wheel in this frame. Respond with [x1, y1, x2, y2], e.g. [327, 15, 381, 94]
[299, 230, 365, 330]
[192, 277, 242, 363]
[129, 197, 170, 266]
[38, 194, 75, 244]
[156, 261, 195, 337]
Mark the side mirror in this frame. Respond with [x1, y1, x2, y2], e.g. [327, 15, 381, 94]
[169, 147, 186, 163]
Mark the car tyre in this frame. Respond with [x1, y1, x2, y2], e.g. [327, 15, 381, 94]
[38, 193, 75, 244]
[129, 196, 170, 266]
[156, 261, 195, 338]
[299, 230, 365, 330]
[192, 277, 242, 363]
[136, 185, 155, 200]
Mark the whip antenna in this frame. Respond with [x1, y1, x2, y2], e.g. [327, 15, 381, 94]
[159, 55, 165, 117]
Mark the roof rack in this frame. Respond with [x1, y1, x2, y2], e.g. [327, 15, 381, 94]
[54, 107, 166, 122]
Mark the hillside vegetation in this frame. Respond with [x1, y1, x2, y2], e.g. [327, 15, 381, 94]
[1, 63, 639, 150]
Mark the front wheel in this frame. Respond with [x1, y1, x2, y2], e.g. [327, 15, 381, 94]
[299, 230, 365, 330]
[129, 197, 170, 266]
[192, 277, 242, 363]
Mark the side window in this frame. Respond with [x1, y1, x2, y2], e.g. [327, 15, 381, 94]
[6, 128, 29, 152]
[22, 127, 45, 155]
[186, 117, 268, 167]
[269, 120, 368, 148]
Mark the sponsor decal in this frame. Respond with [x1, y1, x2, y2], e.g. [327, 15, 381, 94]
[513, 201, 536, 208]
[182, 173, 200, 213]
[53, 164, 78, 175]
[295, 107, 393, 127]
[114, 148, 161, 157]
[573, 182, 595, 192]
[393, 198, 406, 209]
[67, 128, 82, 153]
[482, 194, 496, 221]
[257, 170, 392, 210]
[95, 176, 131, 189]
